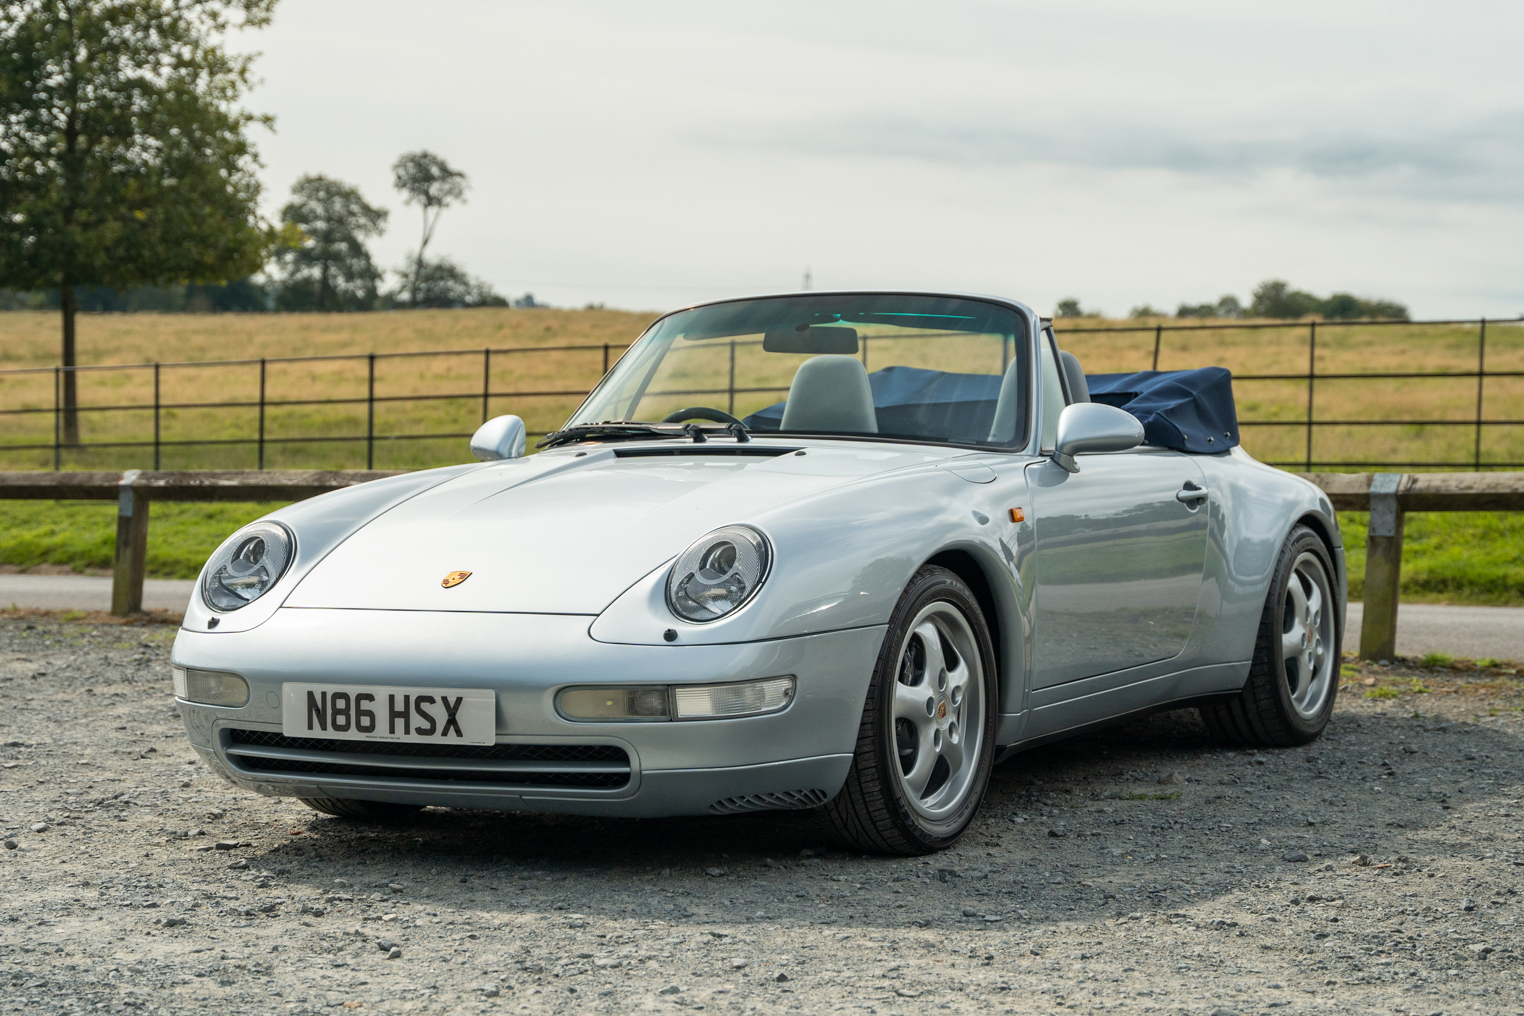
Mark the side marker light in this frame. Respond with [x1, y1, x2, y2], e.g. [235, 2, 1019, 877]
[1009, 507, 1025, 523]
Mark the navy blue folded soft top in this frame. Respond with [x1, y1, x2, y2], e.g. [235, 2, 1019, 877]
[1085, 367, 1239, 453]
[744, 363, 1239, 453]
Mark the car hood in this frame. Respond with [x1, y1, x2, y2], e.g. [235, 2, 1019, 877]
[284, 443, 952, 614]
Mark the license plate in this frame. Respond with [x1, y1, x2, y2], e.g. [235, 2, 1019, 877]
[281, 683, 496, 746]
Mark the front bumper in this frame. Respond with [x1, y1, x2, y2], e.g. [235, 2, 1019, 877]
[174, 608, 882, 818]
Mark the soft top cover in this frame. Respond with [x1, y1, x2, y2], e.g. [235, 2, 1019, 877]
[744, 363, 1240, 453]
[1085, 367, 1239, 454]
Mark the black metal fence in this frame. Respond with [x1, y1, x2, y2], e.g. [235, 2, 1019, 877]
[1, 315, 1520, 472]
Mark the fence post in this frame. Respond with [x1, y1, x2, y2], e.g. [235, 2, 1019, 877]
[728, 340, 737, 415]
[111, 469, 149, 616]
[366, 353, 376, 470]
[257, 358, 266, 470]
[1151, 324, 1162, 371]
[1474, 318, 1487, 471]
[1359, 472, 1405, 660]
[602, 343, 610, 376]
[481, 347, 491, 423]
[52, 366, 61, 471]
[1305, 321, 1317, 472]
[153, 362, 161, 471]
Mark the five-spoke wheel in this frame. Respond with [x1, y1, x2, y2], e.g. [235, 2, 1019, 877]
[1200, 524, 1341, 746]
[825, 565, 997, 854]
[890, 604, 986, 822]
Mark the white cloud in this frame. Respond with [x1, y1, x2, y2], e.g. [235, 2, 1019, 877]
[243, 0, 1524, 317]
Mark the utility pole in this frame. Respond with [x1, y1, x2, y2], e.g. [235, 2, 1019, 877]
[802, 268, 812, 291]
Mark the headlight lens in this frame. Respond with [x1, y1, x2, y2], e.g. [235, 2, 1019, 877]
[202, 521, 294, 612]
[556, 686, 671, 721]
[666, 525, 771, 623]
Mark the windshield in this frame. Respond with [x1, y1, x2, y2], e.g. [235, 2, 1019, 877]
[568, 294, 1031, 447]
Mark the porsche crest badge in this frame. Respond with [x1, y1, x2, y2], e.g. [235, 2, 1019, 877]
[441, 571, 472, 589]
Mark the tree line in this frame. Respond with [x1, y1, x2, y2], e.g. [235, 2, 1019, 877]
[0, 0, 531, 444]
[1058, 280, 1411, 322]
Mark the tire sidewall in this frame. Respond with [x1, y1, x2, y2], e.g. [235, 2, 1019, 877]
[873, 567, 999, 850]
[1265, 527, 1341, 739]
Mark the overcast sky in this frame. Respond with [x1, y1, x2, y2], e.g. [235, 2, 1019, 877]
[246, 0, 1524, 318]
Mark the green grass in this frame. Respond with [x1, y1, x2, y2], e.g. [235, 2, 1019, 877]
[0, 500, 284, 579]
[0, 498, 1521, 603]
[1338, 510, 1524, 605]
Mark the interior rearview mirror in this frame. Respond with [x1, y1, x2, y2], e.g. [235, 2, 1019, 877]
[470, 415, 527, 461]
[1052, 403, 1144, 473]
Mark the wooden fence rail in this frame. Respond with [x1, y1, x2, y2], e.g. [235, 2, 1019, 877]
[1, 469, 1521, 660]
[0, 470, 403, 615]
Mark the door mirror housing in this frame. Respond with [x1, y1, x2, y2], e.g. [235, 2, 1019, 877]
[470, 415, 527, 461]
[1052, 403, 1144, 473]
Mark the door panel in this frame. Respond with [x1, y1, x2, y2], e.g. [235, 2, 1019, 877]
[1027, 451, 1209, 689]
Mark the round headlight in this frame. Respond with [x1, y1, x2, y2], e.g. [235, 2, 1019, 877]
[202, 522, 294, 612]
[667, 525, 771, 623]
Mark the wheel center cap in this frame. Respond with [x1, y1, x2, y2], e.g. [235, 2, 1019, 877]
[937, 700, 948, 720]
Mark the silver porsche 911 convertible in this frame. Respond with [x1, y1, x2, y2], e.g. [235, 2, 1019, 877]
[172, 291, 1345, 855]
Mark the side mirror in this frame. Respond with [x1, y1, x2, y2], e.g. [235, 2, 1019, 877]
[470, 415, 527, 461]
[1052, 403, 1143, 473]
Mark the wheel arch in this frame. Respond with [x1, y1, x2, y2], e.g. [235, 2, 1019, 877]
[922, 546, 1022, 715]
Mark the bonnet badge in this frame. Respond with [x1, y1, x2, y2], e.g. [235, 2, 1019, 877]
[441, 571, 472, 589]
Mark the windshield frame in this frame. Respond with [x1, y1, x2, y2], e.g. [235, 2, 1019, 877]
[568, 290, 1041, 454]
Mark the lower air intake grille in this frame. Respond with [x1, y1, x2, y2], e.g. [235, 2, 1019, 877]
[708, 789, 829, 815]
[223, 729, 630, 790]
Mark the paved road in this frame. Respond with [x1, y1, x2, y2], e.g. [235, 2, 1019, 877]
[1343, 602, 1524, 661]
[0, 574, 1519, 660]
[0, 573, 194, 613]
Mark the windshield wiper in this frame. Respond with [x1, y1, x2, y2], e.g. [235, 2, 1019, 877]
[537, 422, 688, 450]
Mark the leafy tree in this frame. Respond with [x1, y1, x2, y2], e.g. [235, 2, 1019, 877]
[0, 0, 276, 442]
[396, 256, 506, 308]
[1128, 304, 1169, 319]
[392, 150, 467, 307]
[1249, 279, 1408, 320]
[1055, 297, 1087, 318]
[275, 175, 388, 312]
[1176, 295, 1244, 319]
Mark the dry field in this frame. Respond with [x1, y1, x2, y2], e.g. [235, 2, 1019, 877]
[0, 309, 1520, 471]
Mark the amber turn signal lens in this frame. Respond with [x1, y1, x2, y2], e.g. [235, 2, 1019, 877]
[1009, 507, 1025, 523]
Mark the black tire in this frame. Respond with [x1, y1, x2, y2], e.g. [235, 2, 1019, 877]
[298, 797, 424, 822]
[824, 565, 999, 855]
[1200, 524, 1340, 747]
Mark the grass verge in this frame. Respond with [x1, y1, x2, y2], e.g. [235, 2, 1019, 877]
[0, 500, 284, 579]
[0, 499, 1520, 606]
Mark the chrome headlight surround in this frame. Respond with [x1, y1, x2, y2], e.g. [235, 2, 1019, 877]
[666, 525, 772, 623]
[201, 521, 295, 612]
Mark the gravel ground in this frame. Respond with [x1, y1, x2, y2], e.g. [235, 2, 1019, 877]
[1, 615, 1521, 1016]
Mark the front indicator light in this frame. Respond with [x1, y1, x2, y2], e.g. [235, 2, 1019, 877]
[172, 666, 249, 707]
[557, 686, 671, 721]
[556, 676, 796, 722]
[673, 676, 795, 720]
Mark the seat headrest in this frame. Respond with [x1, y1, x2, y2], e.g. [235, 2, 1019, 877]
[779, 355, 878, 434]
[1059, 350, 1090, 403]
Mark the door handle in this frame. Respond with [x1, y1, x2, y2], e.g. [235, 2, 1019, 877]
[1176, 483, 1208, 506]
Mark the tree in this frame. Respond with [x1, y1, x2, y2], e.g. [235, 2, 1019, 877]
[1055, 298, 1087, 318]
[1248, 280, 1322, 319]
[395, 256, 506, 309]
[392, 150, 467, 307]
[1176, 295, 1244, 319]
[0, 0, 276, 443]
[275, 175, 388, 312]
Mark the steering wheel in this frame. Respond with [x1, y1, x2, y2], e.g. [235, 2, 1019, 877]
[662, 406, 744, 426]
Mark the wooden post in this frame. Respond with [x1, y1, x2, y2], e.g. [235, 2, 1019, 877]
[111, 469, 150, 616]
[1358, 472, 1405, 660]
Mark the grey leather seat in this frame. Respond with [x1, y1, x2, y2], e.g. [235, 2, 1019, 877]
[780, 355, 878, 433]
[1059, 350, 1090, 402]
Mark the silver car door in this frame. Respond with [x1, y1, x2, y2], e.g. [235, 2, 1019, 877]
[1025, 449, 1210, 689]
